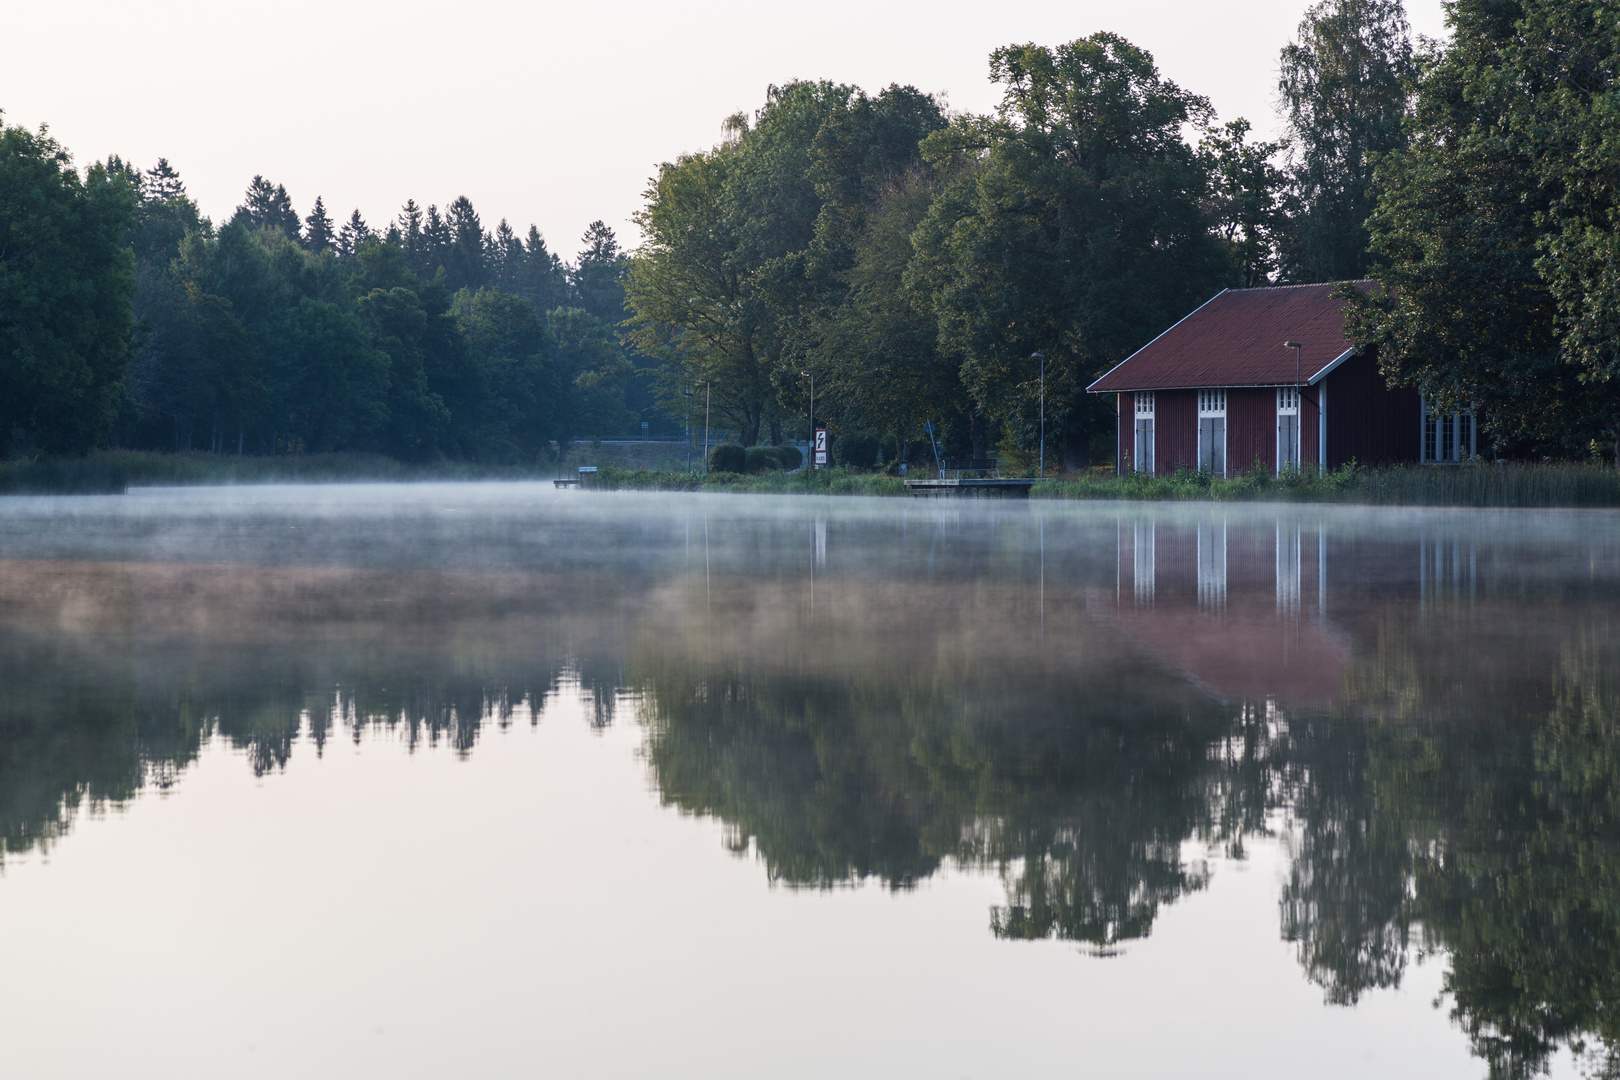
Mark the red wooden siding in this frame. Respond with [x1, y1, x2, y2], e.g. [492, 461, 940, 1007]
[1323, 349, 1420, 468]
[1154, 390, 1197, 474]
[1226, 389, 1273, 475]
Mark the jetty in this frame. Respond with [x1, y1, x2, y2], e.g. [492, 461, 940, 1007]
[904, 459, 1037, 497]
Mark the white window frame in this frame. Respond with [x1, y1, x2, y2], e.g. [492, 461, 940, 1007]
[1197, 389, 1227, 477]
[1420, 396, 1477, 463]
[1133, 391, 1156, 474]
[1277, 386, 1301, 473]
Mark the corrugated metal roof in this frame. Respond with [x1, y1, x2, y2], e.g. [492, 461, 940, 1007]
[1088, 282, 1370, 394]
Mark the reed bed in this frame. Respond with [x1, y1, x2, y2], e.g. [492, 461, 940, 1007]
[1032, 462, 1620, 507]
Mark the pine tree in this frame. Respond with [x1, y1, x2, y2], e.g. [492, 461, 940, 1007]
[144, 158, 185, 201]
[423, 204, 452, 278]
[237, 175, 300, 235]
[492, 219, 524, 291]
[571, 221, 627, 324]
[304, 196, 335, 252]
[337, 208, 369, 259]
[445, 195, 489, 291]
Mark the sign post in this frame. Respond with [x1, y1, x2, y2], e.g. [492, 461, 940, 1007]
[813, 428, 829, 469]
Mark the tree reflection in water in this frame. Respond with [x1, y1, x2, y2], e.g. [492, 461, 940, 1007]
[0, 506, 1618, 1079]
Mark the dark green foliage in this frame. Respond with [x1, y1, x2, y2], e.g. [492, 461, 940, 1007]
[335, 209, 368, 260]
[0, 117, 136, 455]
[912, 35, 1231, 467]
[302, 196, 334, 252]
[744, 445, 792, 473]
[1344, 0, 1620, 459]
[831, 431, 880, 468]
[1199, 119, 1287, 287]
[234, 175, 299, 235]
[708, 443, 747, 473]
[1276, 0, 1414, 282]
[773, 443, 803, 470]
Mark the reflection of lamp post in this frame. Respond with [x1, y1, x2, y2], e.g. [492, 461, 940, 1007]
[1031, 352, 1046, 478]
[800, 370, 815, 468]
[701, 379, 711, 473]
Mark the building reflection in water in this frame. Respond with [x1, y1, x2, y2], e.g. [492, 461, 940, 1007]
[0, 501, 1617, 1079]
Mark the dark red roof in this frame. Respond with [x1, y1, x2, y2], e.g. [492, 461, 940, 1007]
[1088, 282, 1369, 393]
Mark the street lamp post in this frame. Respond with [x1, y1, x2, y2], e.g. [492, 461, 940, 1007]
[1284, 341, 1302, 472]
[800, 370, 815, 468]
[1031, 352, 1046, 478]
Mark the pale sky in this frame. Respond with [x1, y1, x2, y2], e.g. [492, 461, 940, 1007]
[5, 0, 1447, 263]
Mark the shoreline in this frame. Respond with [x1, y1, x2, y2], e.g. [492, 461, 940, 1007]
[4, 452, 1620, 508]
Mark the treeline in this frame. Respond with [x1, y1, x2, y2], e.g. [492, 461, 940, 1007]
[627, 0, 1618, 466]
[1, 134, 645, 460]
[6, 0, 1619, 466]
[624, 4, 1411, 468]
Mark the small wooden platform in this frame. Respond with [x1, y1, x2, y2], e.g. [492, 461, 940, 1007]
[553, 478, 578, 488]
[904, 478, 1037, 498]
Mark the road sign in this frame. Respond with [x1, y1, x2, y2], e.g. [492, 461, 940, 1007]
[813, 428, 828, 468]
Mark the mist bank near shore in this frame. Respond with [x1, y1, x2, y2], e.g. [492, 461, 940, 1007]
[6, 454, 1620, 507]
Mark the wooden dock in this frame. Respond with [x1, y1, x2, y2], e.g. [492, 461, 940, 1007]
[904, 478, 1038, 497]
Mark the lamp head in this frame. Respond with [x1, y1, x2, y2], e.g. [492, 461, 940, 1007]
[1031, 352, 1045, 360]
[1284, 340, 1302, 349]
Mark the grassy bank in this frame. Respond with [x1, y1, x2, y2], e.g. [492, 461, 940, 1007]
[1031, 461, 1620, 507]
[5, 453, 1618, 507]
[591, 465, 907, 496]
[595, 461, 1620, 507]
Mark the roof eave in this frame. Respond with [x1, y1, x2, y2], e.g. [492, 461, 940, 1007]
[1307, 348, 1357, 385]
[1085, 289, 1230, 394]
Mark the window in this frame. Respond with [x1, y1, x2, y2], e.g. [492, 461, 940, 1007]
[1420, 397, 1477, 463]
[1133, 392, 1155, 474]
[1277, 387, 1300, 472]
[1197, 389, 1226, 476]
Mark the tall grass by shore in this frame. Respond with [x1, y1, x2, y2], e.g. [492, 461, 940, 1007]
[4, 452, 1618, 507]
[596, 461, 1620, 506]
[1031, 461, 1620, 507]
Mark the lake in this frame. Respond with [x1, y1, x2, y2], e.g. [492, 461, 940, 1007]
[0, 483, 1616, 1079]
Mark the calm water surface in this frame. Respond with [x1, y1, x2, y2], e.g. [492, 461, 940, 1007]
[1, 484, 1617, 1079]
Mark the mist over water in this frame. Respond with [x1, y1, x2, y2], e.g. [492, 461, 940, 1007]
[1, 484, 1616, 1078]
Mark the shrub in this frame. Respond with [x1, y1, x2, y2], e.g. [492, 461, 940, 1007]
[744, 446, 784, 473]
[773, 444, 803, 471]
[708, 444, 747, 473]
[832, 432, 880, 469]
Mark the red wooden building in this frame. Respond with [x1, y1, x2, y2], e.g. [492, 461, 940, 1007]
[1088, 283, 1473, 476]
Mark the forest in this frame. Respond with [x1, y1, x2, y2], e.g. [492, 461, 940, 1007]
[3, 0, 1619, 467]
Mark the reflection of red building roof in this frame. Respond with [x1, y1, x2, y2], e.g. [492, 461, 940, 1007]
[1110, 598, 1348, 706]
[1088, 283, 1371, 394]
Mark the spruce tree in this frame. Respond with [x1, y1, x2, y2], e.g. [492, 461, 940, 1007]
[303, 196, 335, 252]
[423, 204, 452, 278]
[337, 208, 369, 259]
[236, 175, 300, 235]
[144, 158, 185, 201]
[445, 195, 488, 291]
